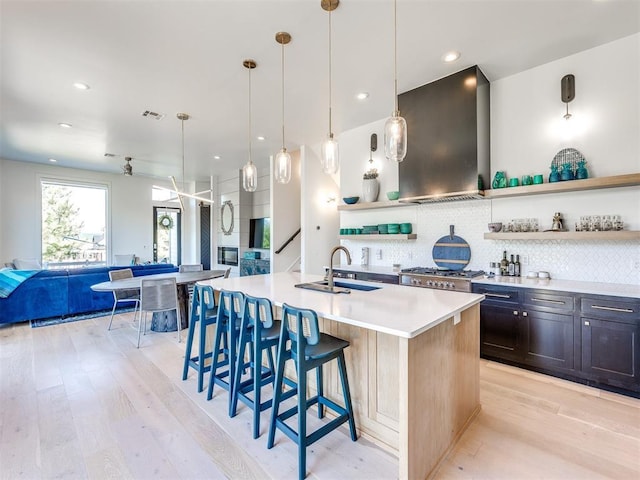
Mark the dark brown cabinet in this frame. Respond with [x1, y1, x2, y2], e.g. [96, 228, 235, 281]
[475, 285, 575, 372]
[580, 296, 640, 393]
[472, 283, 640, 397]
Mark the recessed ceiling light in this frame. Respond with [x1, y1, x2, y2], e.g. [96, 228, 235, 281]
[442, 51, 461, 63]
[213, 155, 221, 160]
[58, 122, 72, 128]
[73, 82, 90, 90]
[48, 158, 57, 162]
[356, 92, 369, 100]
[257, 136, 265, 141]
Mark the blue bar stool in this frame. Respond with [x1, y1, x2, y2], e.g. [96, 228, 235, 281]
[182, 284, 226, 392]
[267, 303, 357, 480]
[206, 290, 244, 410]
[230, 294, 296, 438]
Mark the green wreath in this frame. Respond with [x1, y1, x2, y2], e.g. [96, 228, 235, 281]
[158, 214, 174, 230]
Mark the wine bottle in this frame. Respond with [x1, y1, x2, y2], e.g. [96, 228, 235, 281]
[501, 251, 508, 276]
[508, 255, 515, 276]
[515, 255, 521, 277]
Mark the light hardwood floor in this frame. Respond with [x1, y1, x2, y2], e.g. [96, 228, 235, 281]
[1, 311, 638, 479]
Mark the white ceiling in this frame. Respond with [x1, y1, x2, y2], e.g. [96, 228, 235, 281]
[1, 0, 639, 182]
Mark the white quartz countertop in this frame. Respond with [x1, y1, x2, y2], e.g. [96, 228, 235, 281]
[326, 264, 402, 275]
[472, 276, 640, 299]
[198, 272, 484, 339]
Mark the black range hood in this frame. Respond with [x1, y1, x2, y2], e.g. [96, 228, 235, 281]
[398, 65, 490, 203]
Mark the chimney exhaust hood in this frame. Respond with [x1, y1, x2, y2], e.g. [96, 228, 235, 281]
[398, 65, 490, 203]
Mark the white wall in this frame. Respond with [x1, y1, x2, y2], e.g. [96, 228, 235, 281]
[301, 145, 341, 275]
[338, 34, 640, 285]
[271, 150, 301, 272]
[0, 158, 200, 266]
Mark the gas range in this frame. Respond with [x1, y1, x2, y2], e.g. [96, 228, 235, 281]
[399, 267, 485, 292]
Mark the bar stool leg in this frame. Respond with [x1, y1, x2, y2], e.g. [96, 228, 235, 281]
[338, 352, 357, 441]
[267, 334, 288, 449]
[316, 364, 324, 419]
[197, 315, 208, 392]
[207, 319, 226, 401]
[297, 366, 307, 480]
[182, 291, 199, 381]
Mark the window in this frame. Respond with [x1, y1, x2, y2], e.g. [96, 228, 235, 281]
[41, 180, 107, 269]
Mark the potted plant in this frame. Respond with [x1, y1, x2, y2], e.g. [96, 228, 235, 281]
[362, 168, 379, 202]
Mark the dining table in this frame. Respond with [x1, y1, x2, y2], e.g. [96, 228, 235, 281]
[91, 269, 227, 331]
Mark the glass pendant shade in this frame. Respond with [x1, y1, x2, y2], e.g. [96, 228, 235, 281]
[321, 134, 339, 174]
[384, 113, 407, 162]
[274, 148, 292, 184]
[242, 161, 258, 192]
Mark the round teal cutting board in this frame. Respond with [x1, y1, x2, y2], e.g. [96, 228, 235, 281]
[432, 225, 471, 271]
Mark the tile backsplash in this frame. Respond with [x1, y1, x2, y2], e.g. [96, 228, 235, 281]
[341, 200, 640, 286]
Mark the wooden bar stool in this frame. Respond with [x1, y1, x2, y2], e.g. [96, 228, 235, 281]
[206, 290, 244, 408]
[267, 303, 357, 480]
[230, 294, 296, 438]
[182, 284, 225, 393]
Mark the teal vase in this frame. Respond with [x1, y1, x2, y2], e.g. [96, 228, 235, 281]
[576, 160, 588, 179]
[560, 163, 575, 181]
[549, 165, 560, 183]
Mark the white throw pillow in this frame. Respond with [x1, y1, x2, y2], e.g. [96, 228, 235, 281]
[13, 258, 42, 270]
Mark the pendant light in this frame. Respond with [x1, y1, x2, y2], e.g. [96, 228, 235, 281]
[384, 0, 407, 162]
[159, 113, 212, 206]
[274, 32, 292, 184]
[320, 0, 339, 174]
[242, 59, 258, 192]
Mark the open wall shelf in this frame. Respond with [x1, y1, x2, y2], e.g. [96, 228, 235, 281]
[483, 173, 640, 199]
[484, 231, 639, 241]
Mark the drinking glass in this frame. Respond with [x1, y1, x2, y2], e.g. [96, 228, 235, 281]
[602, 215, 613, 231]
[589, 215, 601, 231]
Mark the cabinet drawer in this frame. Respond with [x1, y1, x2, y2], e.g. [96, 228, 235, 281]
[472, 285, 520, 304]
[580, 296, 640, 323]
[523, 291, 575, 313]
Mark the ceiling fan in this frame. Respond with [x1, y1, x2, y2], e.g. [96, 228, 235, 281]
[122, 156, 133, 176]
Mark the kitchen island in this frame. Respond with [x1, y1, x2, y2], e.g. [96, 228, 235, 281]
[198, 272, 485, 479]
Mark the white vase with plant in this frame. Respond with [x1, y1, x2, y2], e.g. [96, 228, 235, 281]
[362, 168, 379, 203]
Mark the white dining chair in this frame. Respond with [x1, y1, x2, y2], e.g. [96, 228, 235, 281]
[137, 277, 181, 348]
[107, 268, 140, 330]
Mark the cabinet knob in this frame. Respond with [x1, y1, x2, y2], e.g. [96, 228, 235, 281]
[522, 311, 528, 317]
[513, 310, 518, 316]
[584, 321, 590, 326]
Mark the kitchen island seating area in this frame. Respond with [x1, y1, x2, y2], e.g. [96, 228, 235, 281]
[182, 288, 358, 480]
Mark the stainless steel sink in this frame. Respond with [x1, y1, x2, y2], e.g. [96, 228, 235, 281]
[294, 280, 382, 294]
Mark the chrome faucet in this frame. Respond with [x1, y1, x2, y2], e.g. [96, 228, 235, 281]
[328, 246, 351, 290]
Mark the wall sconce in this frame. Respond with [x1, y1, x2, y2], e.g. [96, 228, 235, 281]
[561, 74, 575, 120]
[326, 196, 336, 204]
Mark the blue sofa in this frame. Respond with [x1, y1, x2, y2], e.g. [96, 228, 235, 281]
[0, 264, 178, 324]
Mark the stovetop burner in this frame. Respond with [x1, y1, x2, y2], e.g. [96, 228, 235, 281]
[400, 267, 485, 278]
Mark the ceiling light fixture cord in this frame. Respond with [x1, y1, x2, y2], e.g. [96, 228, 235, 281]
[328, 6, 333, 136]
[393, 0, 398, 114]
[181, 116, 186, 191]
[249, 66, 252, 166]
[281, 39, 286, 149]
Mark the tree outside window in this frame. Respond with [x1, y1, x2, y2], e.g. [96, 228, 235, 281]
[41, 181, 107, 268]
